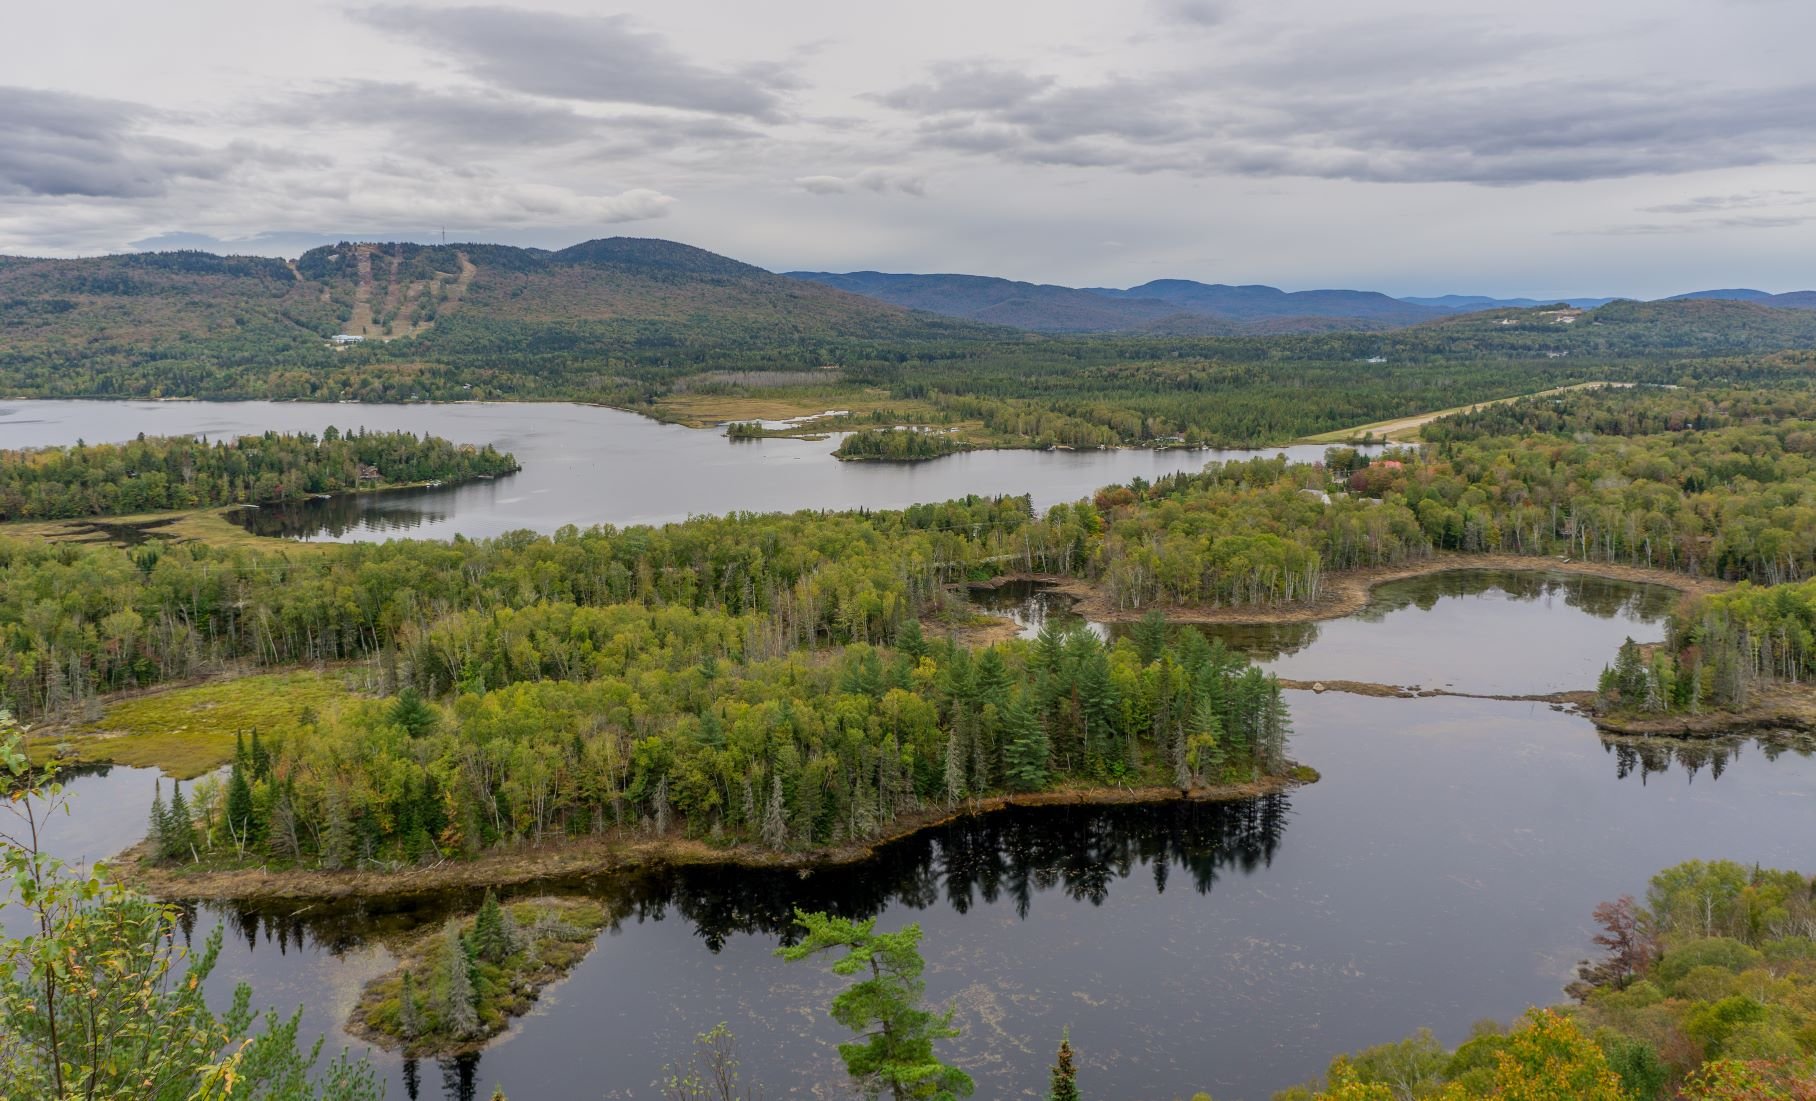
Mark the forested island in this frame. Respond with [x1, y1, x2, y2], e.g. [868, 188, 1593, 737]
[833, 425, 970, 461]
[351, 892, 610, 1057]
[0, 428, 517, 520]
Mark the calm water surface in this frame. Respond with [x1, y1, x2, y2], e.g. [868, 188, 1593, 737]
[0, 400, 1364, 539]
[973, 570, 1682, 694]
[16, 576, 1814, 1101]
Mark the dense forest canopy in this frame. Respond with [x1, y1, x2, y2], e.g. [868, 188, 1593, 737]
[145, 620, 1294, 869]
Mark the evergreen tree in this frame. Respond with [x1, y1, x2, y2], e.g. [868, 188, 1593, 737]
[1187, 695, 1225, 785]
[248, 726, 271, 780]
[147, 780, 169, 862]
[399, 968, 422, 1040]
[1133, 610, 1170, 666]
[225, 761, 254, 853]
[1048, 1030, 1080, 1101]
[470, 890, 514, 964]
[390, 688, 438, 738]
[653, 775, 673, 835]
[1078, 652, 1119, 768]
[1613, 637, 1648, 703]
[943, 729, 966, 805]
[1002, 696, 1050, 792]
[777, 912, 974, 1101]
[696, 708, 726, 749]
[1257, 684, 1291, 776]
[762, 775, 789, 849]
[971, 702, 998, 792]
[320, 786, 356, 870]
[434, 919, 481, 1040]
[165, 781, 197, 862]
[896, 618, 928, 660]
[973, 648, 1012, 710]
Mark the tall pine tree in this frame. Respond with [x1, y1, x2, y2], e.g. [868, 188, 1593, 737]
[1048, 1029, 1081, 1101]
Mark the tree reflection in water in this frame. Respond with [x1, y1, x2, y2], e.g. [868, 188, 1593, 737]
[1602, 731, 1816, 785]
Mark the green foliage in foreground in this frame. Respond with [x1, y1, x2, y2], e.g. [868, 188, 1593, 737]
[0, 427, 517, 520]
[1274, 860, 1816, 1101]
[778, 911, 974, 1101]
[0, 719, 379, 1100]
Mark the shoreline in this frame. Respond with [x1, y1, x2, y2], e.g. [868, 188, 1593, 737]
[108, 770, 1315, 904]
[1590, 680, 1816, 737]
[972, 552, 1728, 629]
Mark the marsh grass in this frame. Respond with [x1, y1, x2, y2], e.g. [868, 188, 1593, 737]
[29, 669, 358, 778]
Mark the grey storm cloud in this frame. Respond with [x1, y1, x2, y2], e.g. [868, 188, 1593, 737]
[884, 56, 1816, 186]
[794, 169, 925, 196]
[352, 6, 789, 119]
[264, 83, 763, 159]
[0, 87, 232, 198]
[267, 83, 603, 149]
[1152, 0, 1225, 26]
[872, 62, 1055, 113]
[1641, 191, 1814, 215]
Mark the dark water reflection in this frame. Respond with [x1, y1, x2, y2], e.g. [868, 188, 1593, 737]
[29, 706, 1809, 1101]
[232, 488, 452, 539]
[976, 570, 1679, 693]
[12, 575, 1816, 1101]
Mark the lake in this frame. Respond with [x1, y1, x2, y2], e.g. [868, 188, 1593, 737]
[17, 572, 1815, 1101]
[0, 399, 1366, 540]
[970, 569, 1686, 695]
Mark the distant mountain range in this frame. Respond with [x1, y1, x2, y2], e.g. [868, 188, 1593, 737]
[1400, 294, 1617, 311]
[1665, 288, 1816, 309]
[788, 270, 1816, 333]
[9, 235, 1816, 351]
[0, 238, 1005, 371]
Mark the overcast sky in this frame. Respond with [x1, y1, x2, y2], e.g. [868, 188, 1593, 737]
[6, 0, 1815, 296]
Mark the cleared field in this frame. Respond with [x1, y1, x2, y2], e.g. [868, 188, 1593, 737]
[648, 388, 898, 428]
[1298, 381, 1631, 444]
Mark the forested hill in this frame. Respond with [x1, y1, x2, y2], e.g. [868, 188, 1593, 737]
[788, 269, 1433, 332]
[0, 237, 1007, 398]
[786, 270, 1225, 333]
